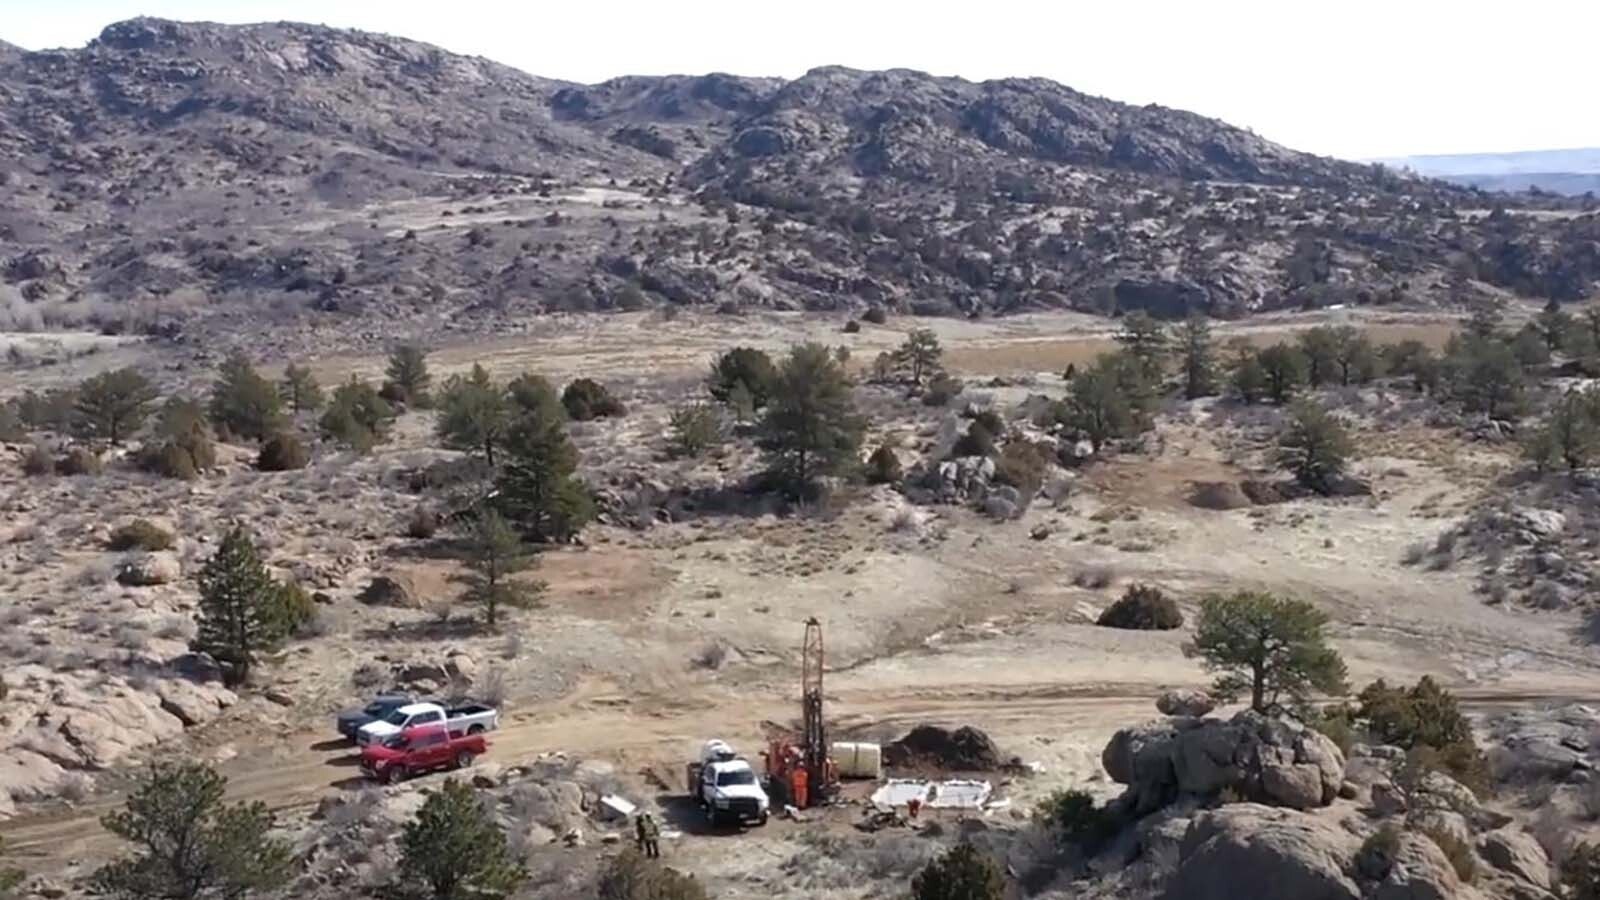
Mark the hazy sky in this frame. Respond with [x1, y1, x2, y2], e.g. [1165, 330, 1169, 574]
[5, 0, 1597, 161]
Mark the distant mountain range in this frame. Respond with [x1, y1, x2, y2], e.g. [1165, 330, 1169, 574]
[0, 18, 1596, 350]
[1377, 149, 1600, 196]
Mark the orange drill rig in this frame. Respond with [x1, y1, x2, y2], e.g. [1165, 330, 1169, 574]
[763, 617, 838, 809]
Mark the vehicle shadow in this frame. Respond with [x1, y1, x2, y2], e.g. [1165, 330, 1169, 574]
[310, 739, 351, 752]
[653, 793, 760, 837]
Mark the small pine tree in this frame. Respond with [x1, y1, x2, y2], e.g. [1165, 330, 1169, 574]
[1114, 311, 1171, 385]
[458, 509, 543, 627]
[1297, 326, 1341, 387]
[257, 431, 310, 472]
[507, 372, 566, 422]
[494, 408, 593, 543]
[910, 843, 1005, 900]
[92, 763, 291, 900]
[1193, 591, 1348, 713]
[757, 343, 866, 495]
[209, 352, 284, 441]
[193, 526, 283, 685]
[726, 380, 756, 425]
[892, 328, 944, 388]
[399, 779, 527, 900]
[1178, 314, 1217, 400]
[1562, 842, 1600, 900]
[1277, 400, 1354, 494]
[1257, 344, 1307, 404]
[707, 347, 777, 410]
[1525, 389, 1600, 472]
[384, 345, 433, 408]
[436, 364, 512, 466]
[278, 362, 324, 413]
[1059, 352, 1151, 452]
[320, 378, 395, 452]
[73, 367, 157, 445]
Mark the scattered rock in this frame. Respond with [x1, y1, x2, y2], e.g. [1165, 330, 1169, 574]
[264, 689, 295, 707]
[1157, 690, 1216, 718]
[1373, 832, 1460, 900]
[358, 573, 419, 607]
[1480, 828, 1552, 890]
[116, 552, 181, 586]
[169, 652, 223, 684]
[155, 679, 237, 727]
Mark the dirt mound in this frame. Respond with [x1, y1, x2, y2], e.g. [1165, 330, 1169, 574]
[883, 725, 1001, 771]
[1188, 481, 1252, 511]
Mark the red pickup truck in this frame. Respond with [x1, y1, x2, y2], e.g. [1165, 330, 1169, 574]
[359, 725, 487, 784]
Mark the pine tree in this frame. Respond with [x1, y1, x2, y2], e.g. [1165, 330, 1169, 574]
[1297, 326, 1340, 386]
[400, 779, 526, 900]
[436, 364, 511, 466]
[1194, 591, 1348, 713]
[1257, 344, 1307, 404]
[93, 763, 291, 900]
[1177, 314, 1217, 400]
[209, 352, 284, 441]
[493, 407, 592, 543]
[193, 526, 282, 686]
[1537, 298, 1574, 351]
[726, 380, 756, 425]
[707, 347, 777, 410]
[459, 509, 543, 627]
[1113, 311, 1170, 385]
[73, 367, 157, 445]
[1277, 400, 1355, 494]
[278, 363, 324, 413]
[384, 344, 433, 407]
[757, 343, 866, 495]
[1525, 389, 1600, 472]
[892, 328, 944, 388]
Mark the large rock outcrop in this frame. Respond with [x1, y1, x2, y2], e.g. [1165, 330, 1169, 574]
[1165, 804, 1362, 900]
[1104, 711, 1346, 814]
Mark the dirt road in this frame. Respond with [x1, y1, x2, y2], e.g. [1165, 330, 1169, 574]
[9, 669, 1597, 866]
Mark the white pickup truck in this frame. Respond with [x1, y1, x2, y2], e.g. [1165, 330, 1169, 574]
[355, 701, 499, 747]
[686, 739, 770, 826]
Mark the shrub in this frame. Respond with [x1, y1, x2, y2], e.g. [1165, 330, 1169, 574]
[1034, 789, 1119, 851]
[21, 443, 52, 476]
[399, 780, 526, 899]
[1563, 842, 1600, 900]
[109, 520, 176, 553]
[270, 581, 319, 639]
[598, 849, 707, 900]
[993, 439, 1050, 500]
[140, 440, 201, 480]
[56, 446, 103, 476]
[910, 843, 1003, 900]
[669, 402, 721, 458]
[922, 373, 964, 406]
[0, 403, 27, 443]
[1097, 584, 1184, 630]
[865, 443, 904, 485]
[862, 305, 889, 325]
[406, 505, 441, 540]
[1355, 677, 1486, 792]
[1304, 703, 1358, 755]
[707, 347, 778, 410]
[950, 422, 996, 458]
[1357, 825, 1402, 880]
[256, 432, 310, 472]
[561, 378, 626, 420]
[843, 319, 862, 334]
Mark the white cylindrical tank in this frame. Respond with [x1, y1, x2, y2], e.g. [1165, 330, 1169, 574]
[701, 739, 736, 763]
[831, 741, 883, 779]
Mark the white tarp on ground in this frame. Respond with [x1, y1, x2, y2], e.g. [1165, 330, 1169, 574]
[869, 778, 993, 811]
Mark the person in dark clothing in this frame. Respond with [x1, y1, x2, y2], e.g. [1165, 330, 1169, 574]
[637, 812, 661, 858]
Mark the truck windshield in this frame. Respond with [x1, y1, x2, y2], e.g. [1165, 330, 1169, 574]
[382, 709, 413, 726]
[716, 770, 756, 786]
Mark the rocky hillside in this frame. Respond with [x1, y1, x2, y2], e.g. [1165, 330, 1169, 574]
[1, 18, 1597, 350]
